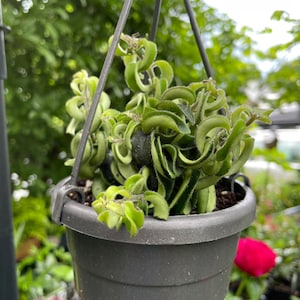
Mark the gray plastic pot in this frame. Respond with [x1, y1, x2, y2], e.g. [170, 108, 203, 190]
[51, 177, 256, 300]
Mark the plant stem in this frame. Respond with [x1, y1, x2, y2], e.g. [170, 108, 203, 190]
[235, 274, 247, 297]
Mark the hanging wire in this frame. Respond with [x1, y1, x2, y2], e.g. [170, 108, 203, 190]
[183, 0, 224, 114]
[149, 0, 162, 41]
[70, 0, 134, 185]
[149, 0, 213, 78]
[183, 0, 213, 79]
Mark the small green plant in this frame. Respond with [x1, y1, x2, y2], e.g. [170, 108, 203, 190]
[17, 241, 73, 300]
[13, 197, 50, 243]
[13, 196, 71, 298]
[64, 34, 271, 236]
[13, 196, 64, 245]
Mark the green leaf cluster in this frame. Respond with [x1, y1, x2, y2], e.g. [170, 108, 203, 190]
[13, 196, 60, 243]
[64, 34, 271, 236]
[17, 242, 73, 300]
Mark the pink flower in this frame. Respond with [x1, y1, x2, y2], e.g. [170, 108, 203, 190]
[234, 237, 276, 277]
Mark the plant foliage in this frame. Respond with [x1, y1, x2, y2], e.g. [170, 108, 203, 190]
[64, 34, 271, 236]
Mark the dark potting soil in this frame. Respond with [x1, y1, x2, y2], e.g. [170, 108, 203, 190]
[70, 177, 243, 212]
[214, 177, 245, 211]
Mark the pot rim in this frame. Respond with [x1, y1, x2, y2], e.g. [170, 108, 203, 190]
[53, 177, 256, 245]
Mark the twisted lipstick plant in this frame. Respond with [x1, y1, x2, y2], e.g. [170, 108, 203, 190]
[64, 34, 271, 237]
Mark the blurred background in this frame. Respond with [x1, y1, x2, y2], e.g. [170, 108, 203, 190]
[2, 0, 299, 299]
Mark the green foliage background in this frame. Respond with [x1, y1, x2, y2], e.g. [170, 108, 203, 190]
[3, 0, 299, 196]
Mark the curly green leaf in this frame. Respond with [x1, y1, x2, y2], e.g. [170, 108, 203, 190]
[144, 191, 169, 220]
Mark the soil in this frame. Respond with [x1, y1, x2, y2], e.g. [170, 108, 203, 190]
[69, 177, 243, 211]
[214, 177, 245, 211]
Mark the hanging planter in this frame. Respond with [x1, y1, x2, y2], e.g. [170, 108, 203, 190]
[52, 177, 256, 300]
[51, 0, 272, 299]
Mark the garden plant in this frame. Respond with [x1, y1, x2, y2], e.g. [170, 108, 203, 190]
[62, 33, 271, 236]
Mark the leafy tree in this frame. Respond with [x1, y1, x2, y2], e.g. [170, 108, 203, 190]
[265, 58, 300, 106]
[261, 11, 300, 106]
[3, 0, 262, 196]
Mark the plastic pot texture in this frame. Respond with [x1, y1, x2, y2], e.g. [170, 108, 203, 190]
[51, 177, 256, 300]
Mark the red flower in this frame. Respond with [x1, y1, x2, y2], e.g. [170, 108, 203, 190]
[234, 237, 276, 277]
